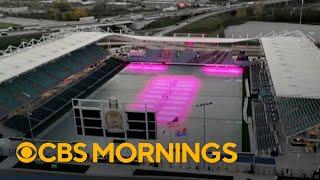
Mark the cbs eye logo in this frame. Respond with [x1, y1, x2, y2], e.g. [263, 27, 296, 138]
[16, 142, 37, 163]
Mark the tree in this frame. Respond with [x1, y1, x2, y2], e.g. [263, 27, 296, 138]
[236, 8, 247, 18]
[51, 0, 71, 12]
[51, 8, 61, 20]
[50, 0, 72, 20]
[73, 7, 88, 19]
[63, 12, 75, 21]
[253, 4, 264, 17]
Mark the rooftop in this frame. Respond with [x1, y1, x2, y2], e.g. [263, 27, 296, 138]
[261, 33, 320, 99]
[0, 30, 107, 84]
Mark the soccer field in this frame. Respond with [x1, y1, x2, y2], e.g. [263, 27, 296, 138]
[44, 64, 243, 151]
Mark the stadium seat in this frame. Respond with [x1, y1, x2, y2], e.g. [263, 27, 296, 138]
[133, 49, 235, 65]
[44, 62, 72, 80]
[55, 59, 77, 73]
[0, 45, 106, 118]
[62, 55, 84, 72]
[3, 57, 124, 134]
[0, 105, 8, 118]
[253, 100, 277, 154]
[277, 97, 320, 137]
[25, 70, 57, 90]
[43, 97, 68, 111]
[0, 86, 21, 110]
[30, 107, 54, 120]
[4, 115, 39, 133]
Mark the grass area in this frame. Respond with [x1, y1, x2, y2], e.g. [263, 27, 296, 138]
[142, 16, 182, 30]
[169, 14, 247, 37]
[0, 22, 16, 29]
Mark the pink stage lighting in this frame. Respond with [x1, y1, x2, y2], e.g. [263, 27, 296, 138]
[201, 65, 243, 77]
[126, 63, 168, 73]
[184, 41, 195, 47]
[127, 75, 200, 124]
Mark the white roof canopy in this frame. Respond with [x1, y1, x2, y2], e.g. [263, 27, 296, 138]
[0, 31, 255, 84]
[0, 31, 107, 84]
[261, 36, 320, 99]
[113, 34, 256, 44]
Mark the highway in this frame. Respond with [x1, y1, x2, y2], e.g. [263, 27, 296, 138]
[0, 0, 293, 38]
[154, 7, 240, 36]
[0, 6, 219, 36]
[0, 17, 59, 26]
[154, 0, 294, 36]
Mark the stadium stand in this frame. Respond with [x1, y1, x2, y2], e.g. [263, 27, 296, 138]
[250, 47, 320, 154]
[128, 49, 234, 64]
[236, 153, 276, 165]
[250, 59, 272, 95]
[142, 49, 162, 62]
[0, 44, 106, 120]
[252, 100, 278, 154]
[276, 97, 320, 137]
[250, 58, 280, 155]
[4, 58, 125, 136]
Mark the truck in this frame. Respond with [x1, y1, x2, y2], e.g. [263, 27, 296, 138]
[177, 2, 186, 9]
[130, 15, 143, 21]
[79, 16, 96, 23]
[226, 2, 231, 9]
[162, 6, 178, 12]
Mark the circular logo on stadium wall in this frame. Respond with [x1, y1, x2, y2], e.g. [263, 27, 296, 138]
[105, 110, 123, 130]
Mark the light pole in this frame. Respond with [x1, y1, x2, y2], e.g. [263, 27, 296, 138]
[196, 102, 214, 169]
[297, 154, 301, 170]
[22, 92, 34, 140]
[299, 0, 304, 24]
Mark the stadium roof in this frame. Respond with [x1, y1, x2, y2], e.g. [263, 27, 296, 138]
[0, 31, 107, 84]
[261, 35, 320, 99]
[0, 28, 256, 85]
[115, 34, 256, 44]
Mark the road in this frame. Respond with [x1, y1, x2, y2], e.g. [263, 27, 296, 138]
[0, 17, 59, 26]
[154, 0, 294, 36]
[0, 6, 219, 33]
[0, 0, 293, 38]
[154, 7, 239, 36]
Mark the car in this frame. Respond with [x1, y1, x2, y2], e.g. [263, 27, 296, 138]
[1, 32, 8, 36]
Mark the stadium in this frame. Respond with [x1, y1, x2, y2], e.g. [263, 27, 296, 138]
[0, 27, 319, 179]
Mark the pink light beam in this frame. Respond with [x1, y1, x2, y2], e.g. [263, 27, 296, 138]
[201, 65, 243, 77]
[126, 63, 168, 73]
[127, 75, 200, 124]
